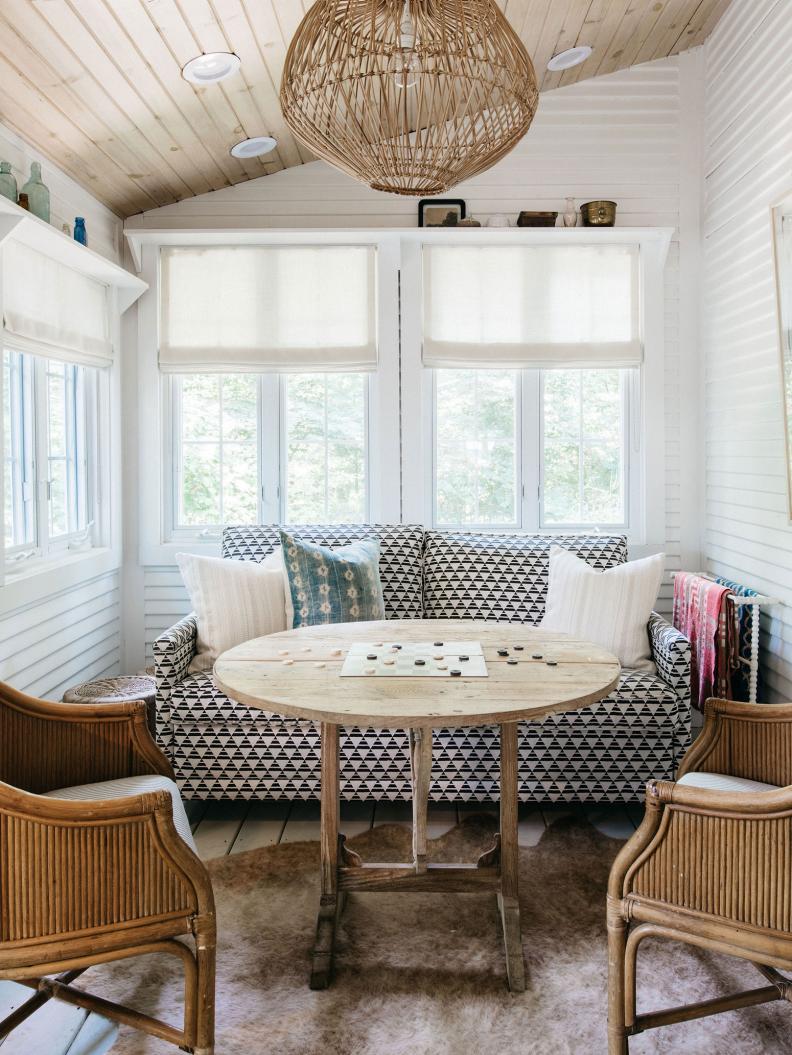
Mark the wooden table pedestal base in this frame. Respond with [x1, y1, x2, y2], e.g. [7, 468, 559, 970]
[309, 721, 527, 993]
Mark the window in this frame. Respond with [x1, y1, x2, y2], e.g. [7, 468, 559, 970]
[434, 370, 519, 528]
[432, 367, 631, 530]
[3, 350, 95, 563]
[3, 351, 34, 549]
[542, 369, 626, 527]
[170, 372, 369, 533]
[283, 374, 368, 523]
[175, 374, 259, 528]
[46, 360, 89, 539]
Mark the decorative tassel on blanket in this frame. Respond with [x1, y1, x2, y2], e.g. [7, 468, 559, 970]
[672, 572, 733, 711]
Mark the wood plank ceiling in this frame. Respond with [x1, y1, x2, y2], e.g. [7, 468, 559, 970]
[0, 0, 731, 218]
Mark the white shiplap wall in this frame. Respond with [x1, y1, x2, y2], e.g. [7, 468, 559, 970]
[127, 57, 700, 667]
[0, 120, 121, 264]
[0, 572, 122, 699]
[0, 120, 125, 700]
[702, 0, 792, 702]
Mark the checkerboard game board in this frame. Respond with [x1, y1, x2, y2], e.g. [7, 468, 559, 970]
[340, 641, 488, 678]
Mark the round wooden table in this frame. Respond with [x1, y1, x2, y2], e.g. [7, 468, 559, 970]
[215, 619, 620, 992]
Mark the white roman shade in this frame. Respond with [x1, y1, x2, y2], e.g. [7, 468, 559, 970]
[159, 245, 377, 373]
[3, 241, 112, 367]
[423, 244, 641, 369]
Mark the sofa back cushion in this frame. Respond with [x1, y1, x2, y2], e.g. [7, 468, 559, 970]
[222, 524, 424, 619]
[423, 532, 628, 624]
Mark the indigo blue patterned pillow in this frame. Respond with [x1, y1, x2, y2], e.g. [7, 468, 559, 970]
[280, 530, 385, 628]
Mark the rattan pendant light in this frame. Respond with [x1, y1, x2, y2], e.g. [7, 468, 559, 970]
[280, 0, 539, 196]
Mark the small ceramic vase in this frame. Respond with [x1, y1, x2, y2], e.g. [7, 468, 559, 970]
[21, 161, 50, 223]
[0, 162, 17, 203]
[74, 217, 87, 245]
[563, 196, 577, 227]
[486, 213, 511, 227]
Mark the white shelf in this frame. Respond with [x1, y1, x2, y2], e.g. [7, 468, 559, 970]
[123, 223, 675, 274]
[0, 195, 147, 312]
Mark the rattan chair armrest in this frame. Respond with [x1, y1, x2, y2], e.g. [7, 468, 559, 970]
[611, 776, 792, 908]
[0, 681, 174, 793]
[660, 776, 792, 815]
[608, 782, 665, 900]
[677, 696, 792, 784]
[0, 779, 213, 956]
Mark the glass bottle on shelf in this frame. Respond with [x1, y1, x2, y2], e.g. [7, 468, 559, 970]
[0, 162, 17, 203]
[21, 162, 50, 223]
[74, 217, 87, 245]
[563, 196, 577, 227]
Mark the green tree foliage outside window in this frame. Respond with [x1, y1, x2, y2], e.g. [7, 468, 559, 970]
[285, 373, 367, 522]
[435, 369, 518, 527]
[543, 369, 624, 525]
[179, 374, 258, 526]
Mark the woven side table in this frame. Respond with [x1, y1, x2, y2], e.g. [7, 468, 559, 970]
[63, 675, 157, 736]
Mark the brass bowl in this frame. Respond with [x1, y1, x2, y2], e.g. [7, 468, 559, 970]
[580, 200, 616, 226]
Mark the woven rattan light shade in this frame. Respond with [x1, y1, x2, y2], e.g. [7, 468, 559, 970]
[280, 0, 539, 196]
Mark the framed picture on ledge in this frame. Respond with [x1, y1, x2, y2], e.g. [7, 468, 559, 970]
[418, 198, 466, 227]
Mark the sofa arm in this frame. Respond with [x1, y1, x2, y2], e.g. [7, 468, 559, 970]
[153, 613, 198, 745]
[647, 612, 690, 700]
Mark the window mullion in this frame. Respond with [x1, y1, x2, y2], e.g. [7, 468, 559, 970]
[261, 374, 280, 523]
[522, 370, 540, 532]
[32, 358, 49, 557]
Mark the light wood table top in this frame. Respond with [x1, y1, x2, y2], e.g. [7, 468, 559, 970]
[214, 619, 621, 729]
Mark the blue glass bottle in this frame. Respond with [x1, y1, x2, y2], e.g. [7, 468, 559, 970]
[74, 217, 87, 246]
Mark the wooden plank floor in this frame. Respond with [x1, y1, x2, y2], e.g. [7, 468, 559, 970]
[2, 799, 638, 1053]
[186, 798, 640, 859]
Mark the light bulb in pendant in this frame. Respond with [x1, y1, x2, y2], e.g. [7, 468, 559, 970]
[390, 48, 422, 88]
[390, 0, 421, 89]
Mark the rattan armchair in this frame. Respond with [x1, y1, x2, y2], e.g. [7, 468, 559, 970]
[0, 679, 215, 1055]
[607, 697, 792, 1053]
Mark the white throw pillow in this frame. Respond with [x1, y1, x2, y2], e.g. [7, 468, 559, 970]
[261, 546, 295, 628]
[540, 546, 664, 671]
[176, 552, 288, 672]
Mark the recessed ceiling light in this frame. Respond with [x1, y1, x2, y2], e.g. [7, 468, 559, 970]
[230, 136, 278, 159]
[182, 52, 241, 85]
[547, 45, 593, 72]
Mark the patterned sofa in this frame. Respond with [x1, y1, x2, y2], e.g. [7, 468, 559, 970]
[154, 525, 692, 803]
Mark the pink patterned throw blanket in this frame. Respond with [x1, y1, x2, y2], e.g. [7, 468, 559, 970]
[673, 572, 733, 710]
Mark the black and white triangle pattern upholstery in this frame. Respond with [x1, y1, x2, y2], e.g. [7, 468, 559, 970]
[222, 524, 424, 619]
[423, 532, 627, 623]
[154, 526, 693, 803]
[165, 667, 689, 802]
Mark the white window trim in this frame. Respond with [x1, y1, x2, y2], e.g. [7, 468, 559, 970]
[2, 352, 109, 575]
[0, 210, 144, 597]
[137, 234, 402, 564]
[162, 372, 375, 542]
[134, 227, 671, 564]
[401, 229, 668, 549]
[424, 365, 636, 536]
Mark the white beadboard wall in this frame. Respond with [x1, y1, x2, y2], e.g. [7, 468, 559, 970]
[129, 57, 701, 668]
[0, 572, 122, 700]
[701, 0, 792, 702]
[0, 119, 125, 700]
[0, 119, 121, 264]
